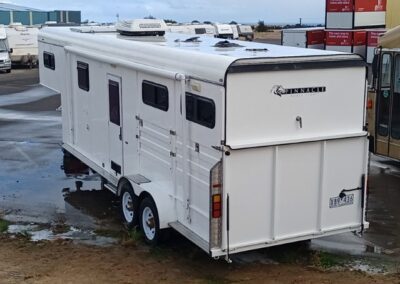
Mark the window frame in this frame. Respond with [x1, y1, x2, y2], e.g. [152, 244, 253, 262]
[142, 80, 169, 112]
[43, 51, 55, 70]
[185, 92, 216, 129]
[77, 61, 90, 92]
[108, 79, 121, 126]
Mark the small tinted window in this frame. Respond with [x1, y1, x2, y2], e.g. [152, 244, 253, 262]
[43, 52, 55, 70]
[142, 81, 169, 111]
[195, 28, 206, 34]
[77, 61, 89, 91]
[185, 93, 215, 129]
[109, 80, 120, 126]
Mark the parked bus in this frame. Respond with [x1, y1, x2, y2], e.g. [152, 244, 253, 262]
[369, 26, 400, 160]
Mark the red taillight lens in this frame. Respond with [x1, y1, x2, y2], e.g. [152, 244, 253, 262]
[212, 194, 222, 218]
[367, 99, 373, 109]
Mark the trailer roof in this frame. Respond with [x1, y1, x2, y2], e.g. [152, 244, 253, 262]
[39, 27, 364, 84]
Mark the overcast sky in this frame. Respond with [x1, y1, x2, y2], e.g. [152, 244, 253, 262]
[10, 0, 325, 24]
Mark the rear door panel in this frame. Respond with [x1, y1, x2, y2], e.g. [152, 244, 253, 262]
[223, 137, 368, 250]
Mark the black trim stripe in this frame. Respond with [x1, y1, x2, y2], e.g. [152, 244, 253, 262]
[228, 59, 366, 73]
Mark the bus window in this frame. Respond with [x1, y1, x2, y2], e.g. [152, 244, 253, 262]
[377, 54, 392, 137]
[391, 55, 400, 140]
[381, 54, 392, 88]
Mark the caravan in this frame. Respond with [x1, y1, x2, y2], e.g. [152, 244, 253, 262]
[39, 20, 369, 260]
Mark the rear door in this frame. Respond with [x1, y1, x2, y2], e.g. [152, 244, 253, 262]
[222, 63, 368, 251]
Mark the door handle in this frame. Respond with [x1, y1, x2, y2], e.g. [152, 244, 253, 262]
[296, 116, 303, 129]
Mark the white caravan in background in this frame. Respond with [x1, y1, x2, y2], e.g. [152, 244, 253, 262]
[6, 23, 39, 66]
[39, 20, 369, 261]
[214, 24, 236, 39]
[237, 25, 254, 41]
[0, 25, 11, 73]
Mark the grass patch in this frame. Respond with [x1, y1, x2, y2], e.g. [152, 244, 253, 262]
[120, 228, 143, 247]
[51, 223, 70, 235]
[311, 251, 344, 269]
[0, 219, 9, 233]
[202, 275, 229, 284]
[94, 229, 123, 239]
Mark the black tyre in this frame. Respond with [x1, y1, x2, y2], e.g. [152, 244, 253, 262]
[139, 197, 160, 246]
[6, 69, 11, 73]
[119, 181, 138, 229]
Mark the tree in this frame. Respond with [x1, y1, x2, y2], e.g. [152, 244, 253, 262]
[191, 20, 200, 24]
[203, 21, 212, 24]
[229, 21, 238, 25]
[144, 15, 155, 19]
[255, 20, 268, 32]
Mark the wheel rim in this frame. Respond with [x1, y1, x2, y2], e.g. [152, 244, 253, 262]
[122, 192, 134, 223]
[142, 207, 156, 240]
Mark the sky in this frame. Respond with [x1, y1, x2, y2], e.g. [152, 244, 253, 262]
[8, 0, 325, 24]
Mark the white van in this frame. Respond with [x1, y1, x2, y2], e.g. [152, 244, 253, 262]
[0, 25, 11, 73]
[39, 22, 369, 261]
[5, 23, 39, 66]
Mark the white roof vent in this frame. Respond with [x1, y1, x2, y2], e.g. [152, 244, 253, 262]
[116, 19, 167, 36]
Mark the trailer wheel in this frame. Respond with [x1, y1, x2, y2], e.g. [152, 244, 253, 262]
[139, 197, 160, 245]
[120, 183, 138, 229]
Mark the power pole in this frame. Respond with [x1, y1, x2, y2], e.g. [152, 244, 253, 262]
[299, 18, 302, 27]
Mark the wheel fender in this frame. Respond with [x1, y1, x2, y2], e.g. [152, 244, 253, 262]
[126, 180, 176, 229]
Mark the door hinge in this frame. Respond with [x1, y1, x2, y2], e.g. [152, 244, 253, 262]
[170, 151, 176, 157]
[119, 127, 122, 141]
[170, 130, 176, 136]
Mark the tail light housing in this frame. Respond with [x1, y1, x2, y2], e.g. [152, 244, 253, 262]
[210, 160, 223, 249]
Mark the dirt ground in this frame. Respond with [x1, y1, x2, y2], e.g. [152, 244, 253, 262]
[253, 30, 282, 45]
[0, 235, 398, 284]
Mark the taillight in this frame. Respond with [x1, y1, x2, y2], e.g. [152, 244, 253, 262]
[367, 99, 373, 109]
[212, 194, 222, 218]
[210, 160, 223, 249]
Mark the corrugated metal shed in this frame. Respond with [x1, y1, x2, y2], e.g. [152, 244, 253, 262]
[0, 3, 81, 25]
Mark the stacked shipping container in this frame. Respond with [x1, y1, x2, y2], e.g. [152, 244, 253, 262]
[325, 0, 387, 60]
[282, 1, 388, 62]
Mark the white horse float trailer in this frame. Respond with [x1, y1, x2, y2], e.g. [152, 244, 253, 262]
[39, 22, 369, 261]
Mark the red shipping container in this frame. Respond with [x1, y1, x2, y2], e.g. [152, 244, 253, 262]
[326, 0, 387, 29]
[325, 30, 367, 58]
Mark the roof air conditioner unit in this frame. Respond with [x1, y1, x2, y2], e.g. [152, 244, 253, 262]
[116, 19, 167, 36]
